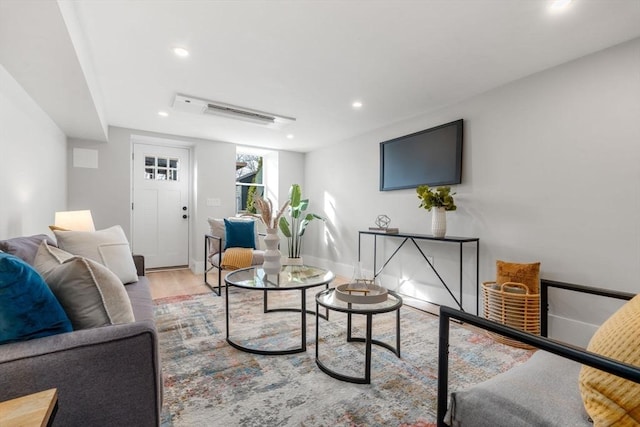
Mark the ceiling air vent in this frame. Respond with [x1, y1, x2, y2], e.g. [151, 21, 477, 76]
[172, 94, 295, 127]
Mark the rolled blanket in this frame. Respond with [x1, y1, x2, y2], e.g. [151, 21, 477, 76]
[221, 247, 253, 270]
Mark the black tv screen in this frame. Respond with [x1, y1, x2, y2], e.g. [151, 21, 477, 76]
[380, 119, 463, 191]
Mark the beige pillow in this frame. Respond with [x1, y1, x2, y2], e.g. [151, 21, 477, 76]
[34, 242, 135, 330]
[32, 241, 73, 272]
[579, 295, 640, 425]
[53, 225, 138, 284]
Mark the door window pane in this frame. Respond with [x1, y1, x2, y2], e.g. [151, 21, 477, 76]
[144, 156, 179, 181]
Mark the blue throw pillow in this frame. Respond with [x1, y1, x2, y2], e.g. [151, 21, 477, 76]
[0, 253, 72, 344]
[224, 219, 256, 250]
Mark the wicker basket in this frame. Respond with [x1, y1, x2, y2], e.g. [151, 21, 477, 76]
[482, 281, 540, 349]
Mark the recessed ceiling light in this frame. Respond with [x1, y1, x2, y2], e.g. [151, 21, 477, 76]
[352, 101, 363, 109]
[550, 0, 572, 11]
[172, 47, 189, 57]
[286, 134, 294, 139]
[158, 111, 169, 117]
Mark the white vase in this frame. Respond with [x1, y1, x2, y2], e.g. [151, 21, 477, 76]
[262, 228, 282, 275]
[431, 207, 447, 238]
[283, 256, 304, 266]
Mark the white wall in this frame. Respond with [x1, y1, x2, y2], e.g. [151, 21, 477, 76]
[304, 38, 640, 346]
[0, 65, 67, 238]
[192, 147, 305, 272]
[67, 128, 131, 231]
[68, 127, 237, 272]
[67, 126, 305, 273]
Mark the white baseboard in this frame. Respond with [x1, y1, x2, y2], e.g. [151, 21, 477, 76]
[191, 259, 204, 274]
[547, 314, 598, 348]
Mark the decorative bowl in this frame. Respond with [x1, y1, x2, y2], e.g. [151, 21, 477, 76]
[335, 283, 388, 304]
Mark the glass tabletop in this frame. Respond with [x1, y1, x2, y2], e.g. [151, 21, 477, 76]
[316, 288, 403, 314]
[224, 265, 335, 290]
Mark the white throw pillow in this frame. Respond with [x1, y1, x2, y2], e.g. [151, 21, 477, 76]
[53, 225, 138, 284]
[34, 241, 135, 330]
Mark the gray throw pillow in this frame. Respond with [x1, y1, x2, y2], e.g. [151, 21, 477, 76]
[0, 234, 56, 265]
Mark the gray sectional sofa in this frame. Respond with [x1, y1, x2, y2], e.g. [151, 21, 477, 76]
[0, 235, 162, 426]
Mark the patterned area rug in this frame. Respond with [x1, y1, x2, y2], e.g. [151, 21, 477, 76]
[155, 289, 532, 426]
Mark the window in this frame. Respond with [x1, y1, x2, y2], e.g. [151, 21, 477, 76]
[236, 153, 264, 213]
[145, 156, 179, 181]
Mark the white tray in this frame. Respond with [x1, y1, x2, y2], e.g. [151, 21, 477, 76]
[335, 283, 388, 304]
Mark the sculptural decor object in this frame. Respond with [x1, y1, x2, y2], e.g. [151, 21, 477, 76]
[368, 214, 399, 234]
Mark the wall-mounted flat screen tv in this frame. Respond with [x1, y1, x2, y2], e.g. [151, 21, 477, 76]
[380, 119, 463, 191]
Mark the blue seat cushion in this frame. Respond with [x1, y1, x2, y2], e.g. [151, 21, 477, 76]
[224, 218, 257, 250]
[0, 252, 72, 344]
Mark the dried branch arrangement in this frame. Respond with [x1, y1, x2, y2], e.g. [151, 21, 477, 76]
[249, 196, 290, 230]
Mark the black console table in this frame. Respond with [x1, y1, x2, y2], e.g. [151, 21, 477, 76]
[358, 231, 480, 314]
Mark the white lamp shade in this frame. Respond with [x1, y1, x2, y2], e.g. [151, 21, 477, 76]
[54, 210, 96, 231]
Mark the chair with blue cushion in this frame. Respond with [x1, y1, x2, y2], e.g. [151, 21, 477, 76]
[204, 218, 265, 295]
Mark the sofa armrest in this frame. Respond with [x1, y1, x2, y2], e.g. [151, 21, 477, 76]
[133, 254, 145, 276]
[540, 279, 634, 336]
[0, 321, 161, 426]
[436, 306, 640, 427]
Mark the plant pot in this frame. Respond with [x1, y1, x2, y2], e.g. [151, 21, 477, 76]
[431, 207, 447, 238]
[262, 228, 282, 275]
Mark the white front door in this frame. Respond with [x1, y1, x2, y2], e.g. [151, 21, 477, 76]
[132, 143, 190, 268]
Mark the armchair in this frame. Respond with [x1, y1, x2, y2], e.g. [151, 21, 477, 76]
[204, 218, 265, 295]
[437, 279, 640, 427]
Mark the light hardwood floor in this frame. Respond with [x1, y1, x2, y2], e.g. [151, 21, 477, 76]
[147, 268, 210, 300]
[146, 268, 350, 300]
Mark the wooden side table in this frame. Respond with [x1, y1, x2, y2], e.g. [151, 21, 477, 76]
[0, 388, 58, 427]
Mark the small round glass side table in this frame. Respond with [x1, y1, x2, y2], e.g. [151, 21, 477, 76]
[315, 288, 402, 384]
[224, 265, 334, 355]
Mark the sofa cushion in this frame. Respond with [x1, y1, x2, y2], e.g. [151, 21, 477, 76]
[496, 260, 541, 294]
[0, 252, 72, 344]
[224, 218, 257, 250]
[124, 277, 155, 323]
[0, 234, 56, 265]
[33, 242, 135, 330]
[53, 225, 138, 284]
[448, 351, 590, 426]
[579, 294, 640, 425]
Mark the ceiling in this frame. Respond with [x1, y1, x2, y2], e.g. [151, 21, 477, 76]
[1, 1, 640, 152]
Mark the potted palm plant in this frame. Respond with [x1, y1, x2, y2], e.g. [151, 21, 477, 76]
[278, 184, 324, 264]
[416, 185, 456, 238]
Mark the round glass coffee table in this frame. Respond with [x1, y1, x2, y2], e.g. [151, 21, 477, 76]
[224, 265, 335, 355]
[315, 288, 402, 384]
